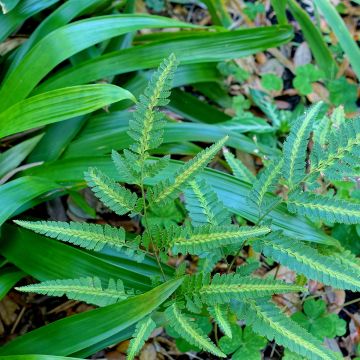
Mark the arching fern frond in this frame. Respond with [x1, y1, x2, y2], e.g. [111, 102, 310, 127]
[254, 232, 360, 291]
[241, 299, 339, 360]
[287, 190, 360, 224]
[310, 115, 360, 181]
[184, 178, 231, 226]
[198, 274, 303, 305]
[282, 102, 323, 187]
[16, 277, 127, 307]
[248, 158, 284, 217]
[14, 220, 126, 252]
[223, 148, 255, 183]
[127, 316, 156, 360]
[128, 53, 179, 162]
[85, 167, 141, 216]
[165, 304, 226, 358]
[172, 224, 270, 255]
[149, 136, 228, 207]
[208, 305, 232, 338]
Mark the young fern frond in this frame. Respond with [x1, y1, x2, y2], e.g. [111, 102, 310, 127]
[128, 53, 179, 163]
[16, 277, 127, 307]
[241, 299, 339, 360]
[248, 158, 284, 217]
[254, 232, 360, 291]
[282, 102, 323, 187]
[208, 305, 232, 338]
[127, 316, 156, 360]
[14, 220, 126, 252]
[184, 178, 231, 226]
[287, 190, 360, 224]
[85, 167, 141, 216]
[310, 115, 360, 181]
[172, 224, 271, 255]
[197, 274, 304, 305]
[165, 304, 226, 358]
[149, 136, 228, 207]
[223, 148, 255, 183]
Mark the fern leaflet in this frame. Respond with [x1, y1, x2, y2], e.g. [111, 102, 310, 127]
[14, 220, 126, 252]
[282, 102, 323, 187]
[128, 53, 178, 162]
[16, 277, 127, 307]
[165, 304, 226, 357]
[127, 316, 156, 360]
[254, 232, 360, 291]
[85, 167, 141, 216]
[172, 224, 270, 254]
[248, 158, 284, 217]
[287, 190, 360, 224]
[184, 178, 231, 226]
[208, 305, 232, 338]
[149, 136, 228, 206]
[223, 148, 255, 183]
[112, 149, 140, 185]
[241, 299, 339, 360]
[310, 116, 360, 181]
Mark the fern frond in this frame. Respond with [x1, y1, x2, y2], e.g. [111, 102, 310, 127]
[198, 274, 303, 305]
[143, 156, 170, 179]
[127, 316, 156, 360]
[16, 277, 127, 307]
[282, 102, 323, 187]
[184, 178, 231, 226]
[287, 190, 360, 224]
[254, 232, 360, 291]
[14, 220, 126, 252]
[85, 167, 141, 216]
[112, 149, 140, 185]
[310, 116, 360, 181]
[223, 148, 255, 183]
[241, 299, 339, 360]
[128, 53, 179, 162]
[172, 224, 270, 255]
[208, 305, 232, 338]
[165, 304, 226, 358]
[248, 158, 284, 215]
[149, 136, 228, 206]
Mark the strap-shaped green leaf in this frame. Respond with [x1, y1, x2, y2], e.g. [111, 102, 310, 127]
[165, 304, 226, 357]
[127, 316, 156, 360]
[282, 102, 323, 186]
[149, 136, 228, 206]
[172, 224, 270, 254]
[254, 233, 360, 291]
[16, 277, 127, 307]
[14, 220, 126, 252]
[85, 167, 141, 216]
[241, 299, 339, 360]
[287, 191, 360, 224]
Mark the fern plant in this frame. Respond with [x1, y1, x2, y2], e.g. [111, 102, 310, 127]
[14, 55, 359, 360]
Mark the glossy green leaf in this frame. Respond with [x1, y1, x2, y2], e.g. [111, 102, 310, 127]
[0, 14, 196, 111]
[315, 0, 360, 80]
[0, 278, 182, 356]
[0, 266, 24, 301]
[0, 356, 82, 360]
[0, 84, 134, 139]
[0, 0, 59, 42]
[35, 26, 293, 93]
[288, 0, 337, 79]
[0, 134, 43, 179]
[0, 0, 20, 14]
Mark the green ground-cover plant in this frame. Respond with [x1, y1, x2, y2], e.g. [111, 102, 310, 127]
[2, 55, 359, 359]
